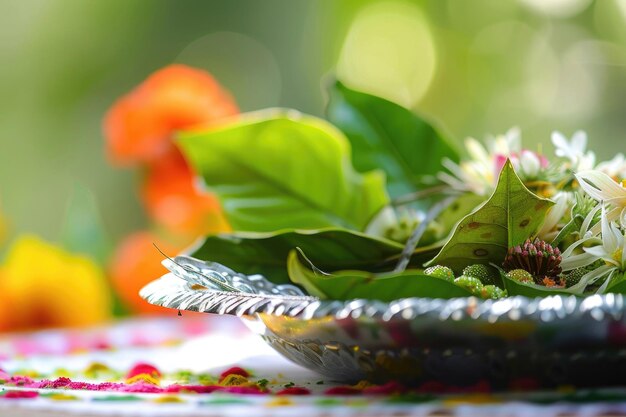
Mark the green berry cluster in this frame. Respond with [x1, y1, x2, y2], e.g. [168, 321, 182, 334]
[564, 268, 587, 287]
[506, 269, 533, 284]
[462, 264, 499, 286]
[425, 264, 507, 300]
[424, 265, 455, 282]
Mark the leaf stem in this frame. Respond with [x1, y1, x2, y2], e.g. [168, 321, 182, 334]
[392, 185, 458, 206]
[393, 196, 457, 273]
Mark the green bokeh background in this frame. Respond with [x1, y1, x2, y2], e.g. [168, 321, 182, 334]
[1, 0, 625, 246]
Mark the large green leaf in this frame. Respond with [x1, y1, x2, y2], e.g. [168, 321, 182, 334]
[427, 161, 554, 273]
[287, 250, 472, 301]
[178, 111, 389, 232]
[189, 228, 439, 285]
[326, 80, 460, 196]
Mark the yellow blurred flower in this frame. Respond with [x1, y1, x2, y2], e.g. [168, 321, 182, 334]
[0, 235, 111, 331]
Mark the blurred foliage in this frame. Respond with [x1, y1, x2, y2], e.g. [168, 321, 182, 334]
[1, 0, 626, 244]
[1, 0, 626, 322]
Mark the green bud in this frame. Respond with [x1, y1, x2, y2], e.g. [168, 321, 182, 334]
[424, 265, 455, 282]
[506, 269, 534, 284]
[462, 264, 499, 285]
[564, 268, 587, 287]
[454, 275, 484, 293]
[480, 285, 507, 300]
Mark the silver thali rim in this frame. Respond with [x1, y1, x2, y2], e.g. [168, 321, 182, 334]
[140, 272, 626, 323]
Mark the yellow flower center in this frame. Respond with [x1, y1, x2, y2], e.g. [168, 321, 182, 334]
[612, 248, 624, 266]
[621, 179, 626, 188]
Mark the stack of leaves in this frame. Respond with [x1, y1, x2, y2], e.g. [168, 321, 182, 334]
[124, 73, 626, 302]
[168, 79, 565, 301]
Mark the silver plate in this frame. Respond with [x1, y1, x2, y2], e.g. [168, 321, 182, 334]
[140, 256, 626, 388]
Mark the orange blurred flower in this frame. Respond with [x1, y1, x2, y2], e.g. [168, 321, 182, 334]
[0, 236, 111, 331]
[104, 65, 238, 314]
[104, 64, 238, 166]
[0, 272, 15, 332]
[141, 151, 231, 236]
[103, 64, 236, 237]
[109, 231, 184, 314]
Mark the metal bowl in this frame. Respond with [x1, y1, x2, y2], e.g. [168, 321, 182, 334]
[140, 256, 626, 389]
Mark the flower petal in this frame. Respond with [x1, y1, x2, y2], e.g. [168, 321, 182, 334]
[571, 130, 587, 154]
[561, 234, 598, 258]
[568, 264, 612, 294]
[551, 131, 570, 158]
[576, 170, 626, 202]
[504, 127, 521, 152]
[601, 206, 619, 252]
[582, 246, 607, 258]
[589, 206, 621, 236]
[561, 251, 600, 270]
[596, 270, 616, 294]
[580, 203, 602, 236]
[622, 223, 626, 267]
[465, 138, 490, 163]
[539, 192, 570, 239]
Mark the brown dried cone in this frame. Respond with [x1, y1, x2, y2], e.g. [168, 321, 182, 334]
[502, 238, 562, 284]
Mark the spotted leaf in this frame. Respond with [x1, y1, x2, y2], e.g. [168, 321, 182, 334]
[427, 160, 554, 274]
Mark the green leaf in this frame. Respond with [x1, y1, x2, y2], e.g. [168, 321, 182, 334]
[606, 272, 626, 294]
[500, 270, 572, 297]
[436, 193, 486, 234]
[551, 214, 583, 247]
[326, 80, 460, 196]
[287, 250, 473, 301]
[189, 228, 438, 285]
[178, 111, 389, 232]
[427, 161, 554, 273]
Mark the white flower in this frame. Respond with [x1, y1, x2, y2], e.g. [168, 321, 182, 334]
[488, 127, 521, 156]
[438, 127, 542, 196]
[439, 155, 494, 196]
[552, 130, 626, 179]
[584, 215, 626, 270]
[596, 153, 626, 179]
[537, 191, 571, 241]
[575, 170, 626, 234]
[576, 170, 626, 205]
[551, 130, 595, 171]
[517, 149, 543, 178]
[365, 206, 442, 244]
[561, 206, 626, 294]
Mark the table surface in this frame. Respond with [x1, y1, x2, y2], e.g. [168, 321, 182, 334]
[2, 314, 626, 417]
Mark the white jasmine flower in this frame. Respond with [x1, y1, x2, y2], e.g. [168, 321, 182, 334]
[551, 130, 595, 171]
[488, 127, 521, 156]
[438, 156, 494, 196]
[517, 149, 543, 178]
[365, 206, 442, 244]
[561, 206, 626, 294]
[438, 127, 547, 196]
[576, 170, 626, 205]
[537, 191, 571, 241]
[575, 170, 626, 234]
[596, 153, 626, 179]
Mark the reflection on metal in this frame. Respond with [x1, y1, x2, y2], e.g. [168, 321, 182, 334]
[141, 256, 626, 388]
